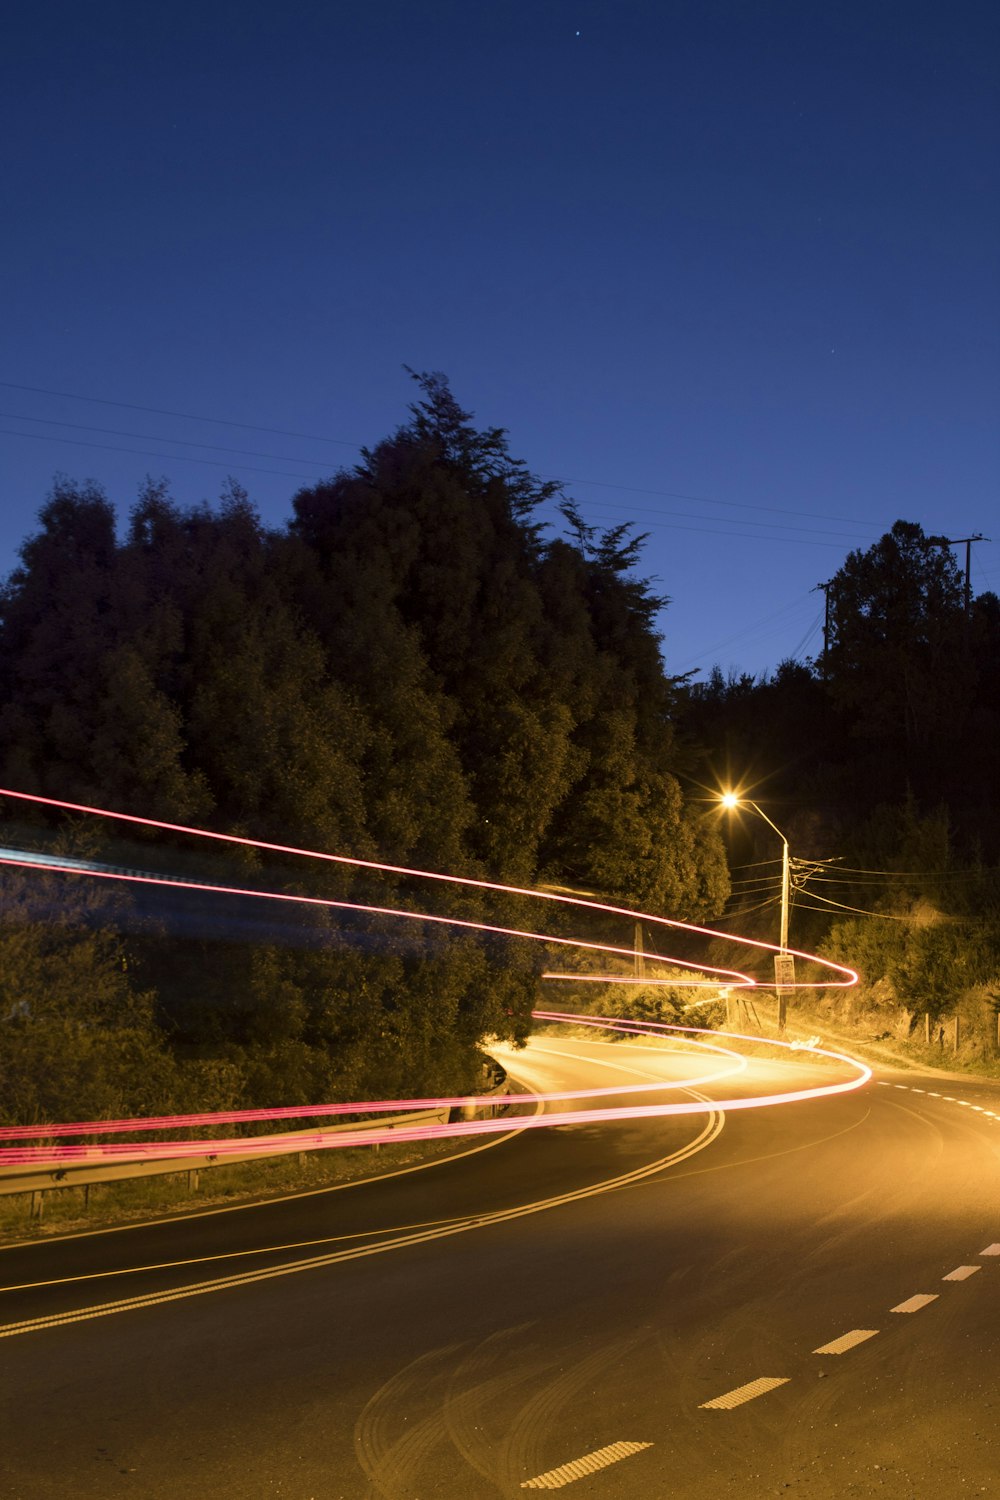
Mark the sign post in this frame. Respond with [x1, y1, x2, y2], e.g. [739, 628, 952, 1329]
[773, 954, 795, 1033]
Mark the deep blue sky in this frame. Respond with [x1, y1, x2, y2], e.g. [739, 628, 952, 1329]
[3, 1, 997, 679]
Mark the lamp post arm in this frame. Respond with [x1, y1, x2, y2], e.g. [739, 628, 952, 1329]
[746, 800, 789, 847]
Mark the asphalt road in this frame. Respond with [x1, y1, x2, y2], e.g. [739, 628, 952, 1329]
[1, 1032, 999, 1499]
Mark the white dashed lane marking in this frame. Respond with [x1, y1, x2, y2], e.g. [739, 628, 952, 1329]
[813, 1329, 879, 1355]
[520, 1441, 652, 1489]
[702, 1070, 997, 1417]
[879, 1080, 1000, 1125]
[891, 1294, 938, 1313]
[700, 1377, 790, 1410]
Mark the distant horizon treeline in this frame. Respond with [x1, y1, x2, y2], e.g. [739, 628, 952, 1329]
[0, 373, 730, 1125]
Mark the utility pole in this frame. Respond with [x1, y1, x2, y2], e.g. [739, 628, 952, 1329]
[776, 833, 791, 1033]
[720, 793, 792, 1032]
[633, 920, 645, 980]
[934, 534, 988, 617]
[815, 581, 832, 675]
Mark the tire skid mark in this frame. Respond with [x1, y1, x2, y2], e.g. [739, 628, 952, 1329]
[353, 1328, 560, 1500]
[354, 1342, 462, 1500]
[496, 1329, 652, 1496]
[443, 1324, 555, 1492]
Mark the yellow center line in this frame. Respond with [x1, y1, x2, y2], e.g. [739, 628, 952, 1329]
[0, 1095, 726, 1337]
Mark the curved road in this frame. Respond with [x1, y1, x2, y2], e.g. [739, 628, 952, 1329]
[1, 1033, 999, 1498]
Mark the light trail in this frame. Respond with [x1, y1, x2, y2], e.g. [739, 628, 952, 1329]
[0, 1014, 870, 1167]
[0, 786, 859, 987]
[0, 787, 865, 1170]
[0, 849, 752, 988]
[541, 972, 724, 986]
[0, 1035, 747, 1142]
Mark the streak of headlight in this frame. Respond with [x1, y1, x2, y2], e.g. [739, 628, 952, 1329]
[0, 786, 858, 988]
[0, 1013, 870, 1166]
[0, 1036, 747, 1141]
[543, 972, 722, 986]
[0, 851, 751, 988]
[0, 788, 864, 1167]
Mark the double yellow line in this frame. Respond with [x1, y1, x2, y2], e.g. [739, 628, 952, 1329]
[0, 1097, 724, 1341]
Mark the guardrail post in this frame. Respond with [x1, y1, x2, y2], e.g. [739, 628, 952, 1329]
[924, 1011, 931, 1045]
[954, 1014, 960, 1050]
[187, 1169, 200, 1192]
[30, 1190, 44, 1220]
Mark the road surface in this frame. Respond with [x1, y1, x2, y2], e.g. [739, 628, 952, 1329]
[1, 1031, 998, 1498]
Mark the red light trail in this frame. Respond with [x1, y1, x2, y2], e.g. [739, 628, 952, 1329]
[0, 787, 864, 1170]
[0, 785, 858, 987]
[0, 1013, 870, 1166]
[0, 849, 752, 987]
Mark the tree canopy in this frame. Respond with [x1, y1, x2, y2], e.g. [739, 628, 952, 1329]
[0, 374, 728, 1125]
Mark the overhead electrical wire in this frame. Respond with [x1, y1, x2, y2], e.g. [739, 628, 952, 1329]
[2, 419, 871, 552]
[562, 476, 871, 528]
[0, 412, 334, 472]
[0, 380, 358, 448]
[674, 595, 820, 668]
[791, 880, 914, 920]
[815, 864, 995, 881]
[0, 378, 879, 543]
[787, 612, 824, 659]
[0, 428, 326, 483]
[2, 423, 872, 554]
[571, 507, 867, 549]
[710, 895, 783, 922]
[792, 895, 912, 922]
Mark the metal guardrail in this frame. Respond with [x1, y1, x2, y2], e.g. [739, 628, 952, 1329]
[0, 1072, 510, 1218]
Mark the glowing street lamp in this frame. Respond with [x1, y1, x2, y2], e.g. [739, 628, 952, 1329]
[720, 792, 792, 1028]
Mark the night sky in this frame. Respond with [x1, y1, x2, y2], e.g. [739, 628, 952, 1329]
[3, 1, 997, 680]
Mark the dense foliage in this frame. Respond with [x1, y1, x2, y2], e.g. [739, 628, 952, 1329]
[0, 375, 729, 1125]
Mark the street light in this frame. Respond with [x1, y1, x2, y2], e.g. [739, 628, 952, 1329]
[720, 791, 792, 1029]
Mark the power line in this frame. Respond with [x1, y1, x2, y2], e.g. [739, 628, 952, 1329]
[562, 476, 871, 527]
[0, 428, 326, 483]
[712, 895, 783, 922]
[819, 863, 996, 880]
[0, 377, 881, 534]
[2, 422, 874, 556]
[0, 381, 358, 448]
[0, 412, 331, 471]
[792, 893, 912, 921]
[675, 593, 821, 670]
[4, 406, 871, 548]
[787, 611, 824, 660]
[575, 505, 869, 547]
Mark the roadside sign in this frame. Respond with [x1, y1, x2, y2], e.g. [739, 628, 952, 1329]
[774, 954, 796, 992]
